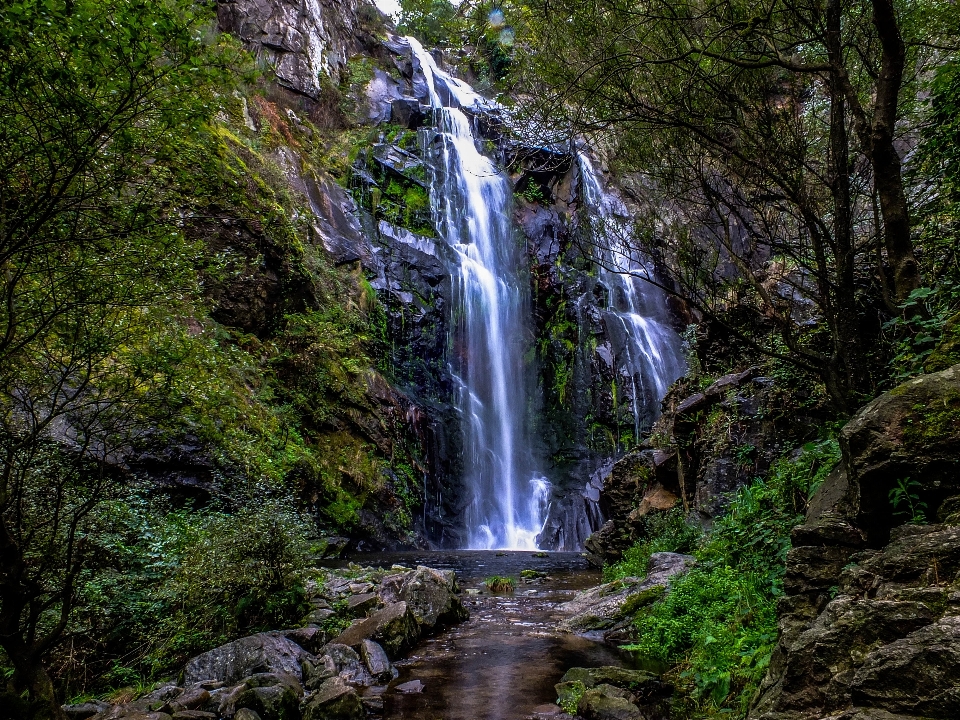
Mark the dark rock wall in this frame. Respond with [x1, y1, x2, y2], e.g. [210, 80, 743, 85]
[750, 363, 960, 720]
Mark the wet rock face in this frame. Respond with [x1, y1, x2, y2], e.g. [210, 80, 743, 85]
[751, 364, 960, 720]
[216, 0, 379, 99]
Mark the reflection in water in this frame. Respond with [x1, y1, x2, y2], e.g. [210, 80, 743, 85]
[332, 551, 640, 720]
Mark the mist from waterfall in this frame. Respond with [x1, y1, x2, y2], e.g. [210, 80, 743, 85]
[578, 156, 687, 439]
[407, 38, 548, 550]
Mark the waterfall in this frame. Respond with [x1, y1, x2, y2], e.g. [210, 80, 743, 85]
[578, 156, 687, 438]
[407, 38, 547, 550]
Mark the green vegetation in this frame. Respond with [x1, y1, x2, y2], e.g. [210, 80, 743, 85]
[611, 438, 840, 717]
[556, 680, 586, 714]
[889, 478, 928, 525]
[485, 576, 516, 592]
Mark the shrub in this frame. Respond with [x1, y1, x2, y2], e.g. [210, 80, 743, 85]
[485, 576, 515, 592]
[615, 437, 840, 717]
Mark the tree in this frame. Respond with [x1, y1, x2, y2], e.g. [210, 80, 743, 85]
[516, 0, 958, 411]
[0, 1, 239, 715]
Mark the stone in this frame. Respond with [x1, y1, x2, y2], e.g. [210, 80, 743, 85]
[559, 667, 661, 693]
[284, 626, 328, 655]
[851, 615, 960, 717]
[64, 702, 110, 720]
[302, 654, 337, 690]
[395, 679, 424, 693]
[171, 712, 216, 720]
[837, 363, 960, 544]
[168, 686, 210, 713]
[346, 592, 381, 617]
[331, 602, 420, 658]
[234, 684, 299, 720]
[559, 553, 695, 632]
[390, 97, 425, 129]
[359, 639, 393, 682]
[378, 566, 469, 630]
[139, 687, 183, 704]
[233, 710, 262, 720]
[183, 632, 314, 685]
[576, 684, 643, 720]
[321, 643, 375, 686]
[300, 677, 364, 720]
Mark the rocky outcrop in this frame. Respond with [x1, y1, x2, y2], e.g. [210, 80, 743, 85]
[184, 633, 312, 686]
[555, 666, 672, 720]
[750, 364, 960, 720]
[216, 0, 383, 99]
[559, 552, 695, 634]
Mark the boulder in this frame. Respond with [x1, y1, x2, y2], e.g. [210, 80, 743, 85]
[851, 615, 960, 717]
[234, 684, 299, 720]
[64, 702, 110, 720]
[321, 643, 375, 686]
[301, 655, 337, 690]
[346, 592, 381, 617]
[300, 677, 363, 720]
[168, 686, 210, 713]
[559, 553, 695, 632]
[183, 632, 314, 685]
[233, 710, 262, 720]
[576, 684, 643, 720]
[378, 566, 469, 630]
[359, 639, 393, 682]
[837, 363, 960, 544]
[331, 602, 420, 658]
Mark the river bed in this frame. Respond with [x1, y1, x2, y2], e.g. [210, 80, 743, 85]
[330, 551, 637, 720]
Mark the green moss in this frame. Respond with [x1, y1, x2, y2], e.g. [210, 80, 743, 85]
[902, 390, 960, 447]
[619, 585, 667, 616]
[556, 680, 586, 714]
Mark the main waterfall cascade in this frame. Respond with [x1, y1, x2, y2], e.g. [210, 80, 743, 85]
[577, 157, 687, 439]
[408, 38, 548, 550]
[406, 39, 685, 549]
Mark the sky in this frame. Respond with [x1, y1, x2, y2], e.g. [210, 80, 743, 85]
[373, 0, 401, 18]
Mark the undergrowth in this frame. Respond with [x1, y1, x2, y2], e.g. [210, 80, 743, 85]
[613, 436, 840, 718]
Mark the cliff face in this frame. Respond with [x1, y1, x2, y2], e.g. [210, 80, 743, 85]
[751, 364, 960, 720]
[199, 0, 693, 549]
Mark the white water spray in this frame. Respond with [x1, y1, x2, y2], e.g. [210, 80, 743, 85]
[578, 156, 686, 438]
[408, 38, 548, 549]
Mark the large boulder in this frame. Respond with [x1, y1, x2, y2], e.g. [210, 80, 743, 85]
[836, 363, 960, 544]
[559, 553, 695, 632]
[330, 602, 420, 658]
[377, 566, 468, 630]
[300, 677, 364, 720]
[183, 633, 314, 686]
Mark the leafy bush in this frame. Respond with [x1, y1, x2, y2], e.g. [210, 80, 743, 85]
[604, 507, 702, 581]
[485, 576, 515, 592]
[616, 438, 840, 717]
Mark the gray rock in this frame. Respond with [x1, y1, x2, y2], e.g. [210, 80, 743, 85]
[233, 710, 262, 720]
[169, 686, 210, 713]
[377, 566, 469, 630]
[359, 639, 393, 682]
[300, 677, 363, 720]
[346, 592, 381, 617]
[851, 615, 960, 717]
[321, 643, 375, 686]
[170, 712, 216, 720]
[559, 553, 695, 632]
[64, 702, 110, 720]
[284, 626, 328, 655]
[577, 684, 643, 720]
[183, 632, 315, 685]
[332, 602, 420, 658]
[302, 655, 337, 690]
[234, 684, 299, 720]
[395, 679, 424, 693]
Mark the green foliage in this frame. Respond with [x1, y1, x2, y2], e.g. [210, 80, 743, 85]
[884, 286, 960, 381]
[614, 438, 840, 717]
[889, 477, 928, 525]
[556, 680, 586, 714]
[604, 508, 702, 582]
[485, 576, 515, 592]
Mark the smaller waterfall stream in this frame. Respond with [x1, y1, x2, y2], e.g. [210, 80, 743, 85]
[408, 38, 547, 550]
[578, 156, 686, 437]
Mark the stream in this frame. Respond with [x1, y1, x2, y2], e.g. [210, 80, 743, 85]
[331, 551, 638, 720]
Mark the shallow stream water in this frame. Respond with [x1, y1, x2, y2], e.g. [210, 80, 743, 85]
[332, 551, 638, 720]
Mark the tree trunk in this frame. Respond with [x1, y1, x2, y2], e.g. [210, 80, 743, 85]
[870, 0, 921, 301]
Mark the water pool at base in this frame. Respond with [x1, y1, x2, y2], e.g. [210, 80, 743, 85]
[328, 551, 641, 720]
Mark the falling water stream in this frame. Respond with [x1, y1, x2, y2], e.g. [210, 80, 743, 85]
[409, 38, 548, 550]
[406, 40, 684, 550]
[578, 156, 686, 440]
